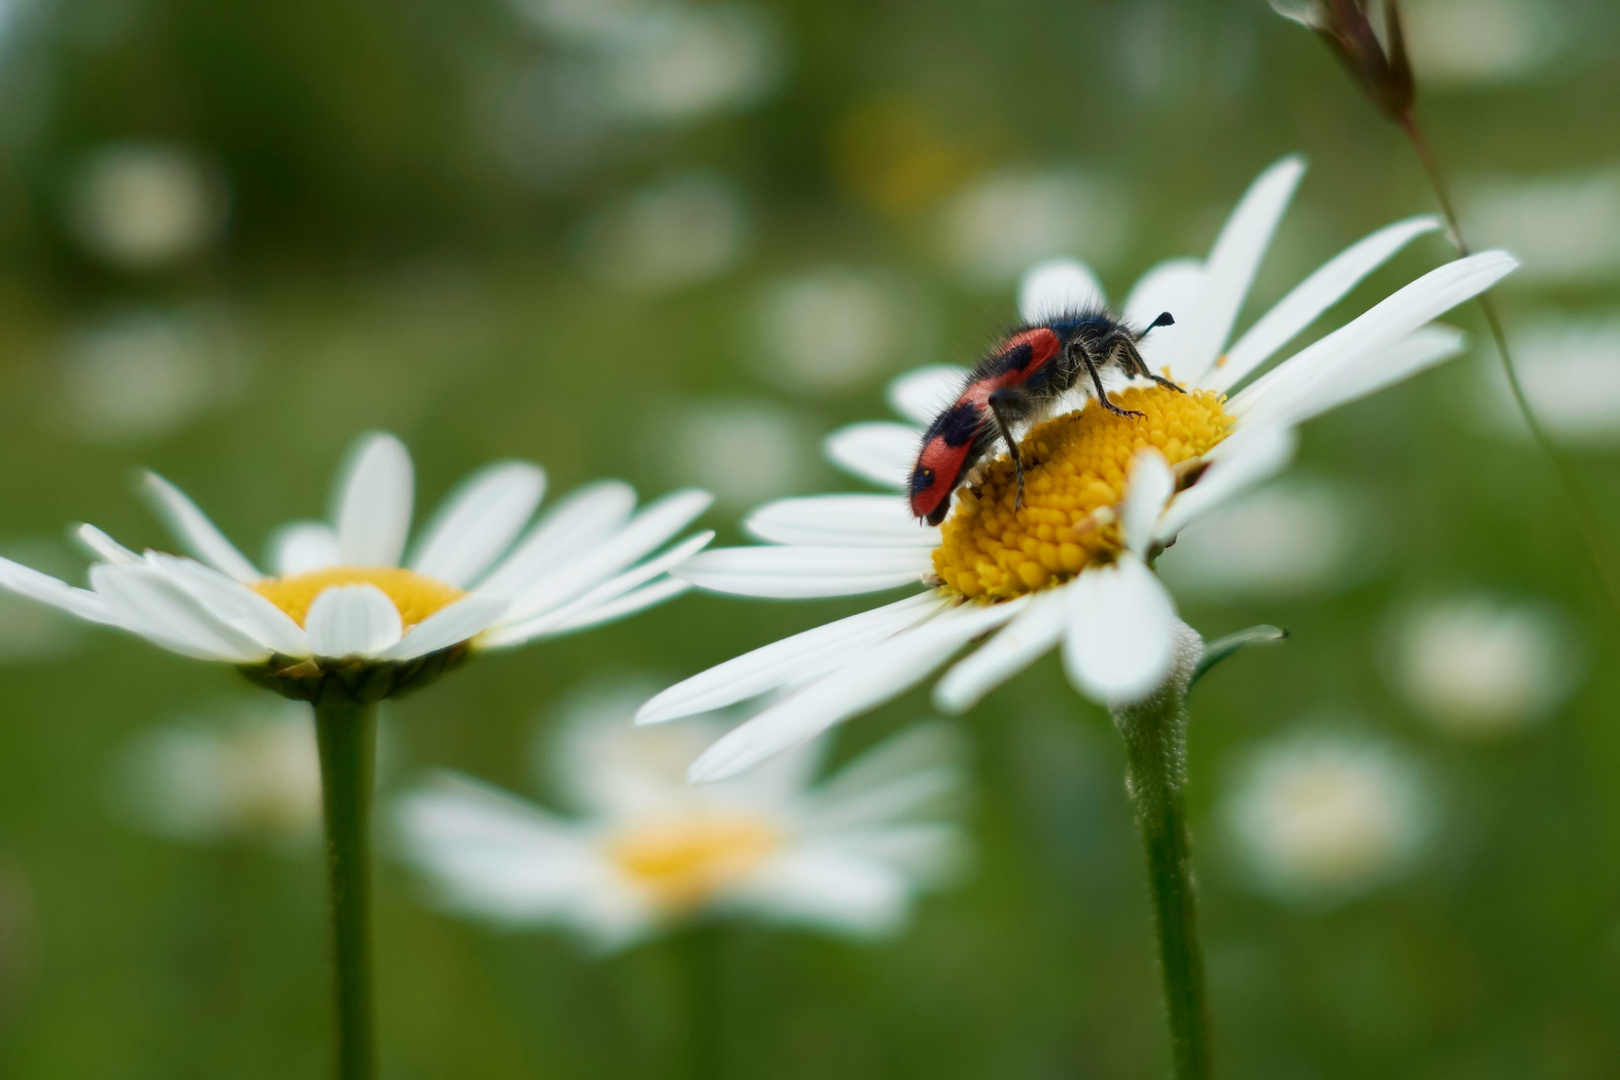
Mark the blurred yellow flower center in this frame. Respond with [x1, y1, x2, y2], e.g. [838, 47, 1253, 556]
[608, 816, 781, 910]
[933, 386, 1232, 602]
[253, 567, 465, 629]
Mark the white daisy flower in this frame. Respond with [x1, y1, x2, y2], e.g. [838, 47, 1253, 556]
[0, 431, 713, 703]
[640, 155, 1519, 782]
[396, 682, 966, 951]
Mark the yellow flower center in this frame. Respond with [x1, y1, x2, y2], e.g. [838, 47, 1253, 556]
[252, 567, 466, 629]
[933, 385, 1232, 602]
[607, 816, 781, 910]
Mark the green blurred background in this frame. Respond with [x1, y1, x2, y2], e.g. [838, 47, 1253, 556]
[3, 0, 1620, 1075]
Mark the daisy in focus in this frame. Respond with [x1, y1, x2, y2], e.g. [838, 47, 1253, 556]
[397, 682, 966, 950]
[642, 155, 1519, 782]
[0, 432, 712, 703]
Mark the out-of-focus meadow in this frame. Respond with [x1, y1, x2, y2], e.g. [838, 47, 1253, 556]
[2, 0, 1619, 1075]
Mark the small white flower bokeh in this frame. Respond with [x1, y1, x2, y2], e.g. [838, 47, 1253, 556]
[67, 143, 228, 271]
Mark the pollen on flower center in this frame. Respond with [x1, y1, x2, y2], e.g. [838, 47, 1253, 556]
[933, 385, 1232, 602]
[253, 567, 466, 629]
[608, 816, 780, 909]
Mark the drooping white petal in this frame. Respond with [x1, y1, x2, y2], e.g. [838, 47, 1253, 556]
[1123, 257, 1203, 378]
[1063, 559, 1177, 706]
[375, 596, 507, 661]
[477, 481, 638, 600]
[1154, 426, 1298, 543]
[305, 584, 404, 658]
[139, 472, 262, 582]
[823, 422, 920, 491]
[886, 365, 969, 426]
[727, 845, 914, 937]
[932, 588, 1067, 713]
[481, 531, 712, 645]
[1122, 449, 1174, 557]
[688, 600, 1024, 783]
[1204, 216, 1442, 392]
[745, 495, 937, 548]
[1170, 156, 1308, 387]
[1018, 257, 1106, 323]
[0, 556, 115, 624]
[674, 545, 931, 599]
[75, 524, 140, 565]
[334, 433, 415, 568]
[90, 563, 269, 661]
[499, 489, 712, 622]
[410, 461, 547, 587]
[145, 553, 309, 656]
[267, 521, 341, 576]
[637, 592, 946, 725]
[1228, 253, 1516, 425]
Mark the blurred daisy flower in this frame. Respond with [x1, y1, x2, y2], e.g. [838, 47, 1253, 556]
[1222, 726, 1436, 905]
[643, 155, 1517, 781]
[1387, 593, 1582, 737]
[0, 431, 711, 704]
[68, 143, 228, 271]
[1471, 313, 1620, 444]
[396, 682, 967, 951]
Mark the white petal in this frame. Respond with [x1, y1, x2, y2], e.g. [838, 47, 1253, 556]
[637, 592, 945, 724]
[1122, 449, 1174, 557]
[481, 530, 712, 645]
[886, 365, 968, 426]
[534, 577, 690, 637]
[267, 521, 341, 576]
[90, 563, 269, 661]
[375, 596, 507, 661]
[145, 553, 309, 656]
[674, 545, 931, 599]
[334, 433, 415, 568]
[410, 461, 547, 587]
[799, 722, 964, 831]
[933, 589, 1067, 713]
[729, 846, 913, 937]
[305, 584, 404, 658]
[1018, 257, 1106, 323]
[75, 524, 140, 565]
[139, 472, 261, 582]
[1063, 559, 1176, 706]
[745, 494, 936, 548]
[477, 481, 637, 599]
[1154, 426, 1298, 542]
[0, 556, 114, 624]
[1123, 258, 1203, 379]
[823, 422, 921, 491]
[1204, 216, 1441, 392]
[1243, 324, 1468, 431]
[499, 489, 712, 622]
[688, 600, 1024, 782]
[1228, 253, 1516, 425]
[1169, 155, 1307, 387]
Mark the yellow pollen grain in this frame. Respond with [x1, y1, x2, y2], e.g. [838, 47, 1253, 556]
[932, 385, 1232, 602]
[252, 567, 466, 628]
[607, 816, 781, 910]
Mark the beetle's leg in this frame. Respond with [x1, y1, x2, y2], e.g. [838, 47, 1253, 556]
[986, 389, 1030, 510]
[1074, 340, 1146, 419]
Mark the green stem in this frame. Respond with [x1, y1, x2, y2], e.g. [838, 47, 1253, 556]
[314, 700, 379, 1080]
[1112, 629, 1213, 1080]
[675, 922, 724, 1080]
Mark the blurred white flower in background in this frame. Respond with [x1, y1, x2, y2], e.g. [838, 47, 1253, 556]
[580, 172, 749, 293]
[662, 399, 813, 509]
[1402, 0, 1562, 86]
[397, 680, 968, 951]
[598, 4, 782, 122]
[1387, 593, 1581, 737]
[1469, 314, 1620, 444]
[941, 169, 1129, 284]
[114, 699, 322, 847]
[67, 144, 227, 270]
[53, 306, 248, 444]
[752, 268, 913, 395]
[1222, 726, 1436, 905]
[0, 539, 86, 663]
[507, 0, 651, 42]
[1463, 166, 1620, 284]
[1156, 474, 1378, 601]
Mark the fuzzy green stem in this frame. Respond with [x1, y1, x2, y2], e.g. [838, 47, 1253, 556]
[314, 700, 379, 1080]
[1113, 629, 1213, 1080]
